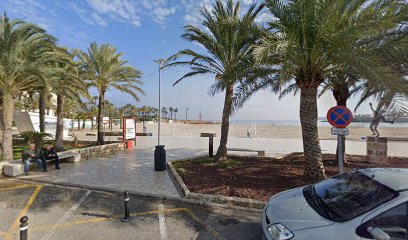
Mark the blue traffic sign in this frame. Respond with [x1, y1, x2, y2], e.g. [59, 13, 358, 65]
[327, 106, 353, 128]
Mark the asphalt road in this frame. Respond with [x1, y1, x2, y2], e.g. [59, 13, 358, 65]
[0, 179, 262, 240]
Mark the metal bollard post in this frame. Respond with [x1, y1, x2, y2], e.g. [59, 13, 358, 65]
[209, 136, 213, 158]
[20, 216, 28, 240]
[120, 191, 132, 222]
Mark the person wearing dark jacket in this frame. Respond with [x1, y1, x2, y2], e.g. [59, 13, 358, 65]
[41, 144, 60, 170]
[22, 143, 43, 175]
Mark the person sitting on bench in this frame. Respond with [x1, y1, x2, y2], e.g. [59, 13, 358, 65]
[22, 143, 43, 175]
[41, 144, 61, 171]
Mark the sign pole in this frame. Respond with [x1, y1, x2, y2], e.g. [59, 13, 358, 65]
[337, 135, 343, 174]
[327, 106, 353, 175]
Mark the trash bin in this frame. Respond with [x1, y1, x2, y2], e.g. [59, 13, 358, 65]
[126, 141, 133, 149]
[154, 145, 166, 171]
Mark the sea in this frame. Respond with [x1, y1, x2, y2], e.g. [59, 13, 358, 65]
[229, 119, 408, 128]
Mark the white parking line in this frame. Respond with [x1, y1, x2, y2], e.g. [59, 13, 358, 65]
[41, 190, 91, 240]
[158, 203, 168, 240]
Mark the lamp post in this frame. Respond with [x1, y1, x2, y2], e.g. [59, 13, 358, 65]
[154, 59, 166, 171]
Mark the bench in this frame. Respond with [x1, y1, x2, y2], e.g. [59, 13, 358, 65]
[3, 151, 81, 177]
[227, 148, 266, 157]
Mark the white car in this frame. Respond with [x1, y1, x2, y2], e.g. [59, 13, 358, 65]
[262, 168, 408, 240]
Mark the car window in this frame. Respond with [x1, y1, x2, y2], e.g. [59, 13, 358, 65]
[356, 202, 408, 240]
[307, 171, 398, 222]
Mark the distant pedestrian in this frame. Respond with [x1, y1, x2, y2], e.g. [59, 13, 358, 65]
[22, 143, 42, 175]
[247, 129, 251, 138]
[41, 144, 60, 170]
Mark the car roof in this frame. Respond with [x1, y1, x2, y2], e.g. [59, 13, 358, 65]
[359, 168, 408, 192]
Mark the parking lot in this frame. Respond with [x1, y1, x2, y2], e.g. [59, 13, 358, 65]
[0, 179, 262, 240]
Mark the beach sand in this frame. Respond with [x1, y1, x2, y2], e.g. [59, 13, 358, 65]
[137, 122, 408, 141]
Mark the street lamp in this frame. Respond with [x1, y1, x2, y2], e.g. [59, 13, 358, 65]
[154, 58, 166, 171]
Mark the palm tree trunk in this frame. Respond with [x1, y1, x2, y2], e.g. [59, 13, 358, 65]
[300, 87, 326, 182]
[55, 94, 64, 152]
[215, 85, 234, 162]
[91, 118, 94, 130]
[97, 93, 105, 145]
[82, 118, 86, 129]
[0, 96, 3, 141]
[39, 92, 46, 133]
[1, 93, 14, 161]
[77, 119, 80, 130]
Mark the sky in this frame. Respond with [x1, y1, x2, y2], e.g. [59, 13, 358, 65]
[0, 0, 374, 121]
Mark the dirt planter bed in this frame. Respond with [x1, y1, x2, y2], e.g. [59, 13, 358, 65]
[168, 153, 408, 207]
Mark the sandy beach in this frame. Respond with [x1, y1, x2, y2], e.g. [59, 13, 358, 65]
[136, 122, 408, 141]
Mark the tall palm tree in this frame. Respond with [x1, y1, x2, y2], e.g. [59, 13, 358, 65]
[0, 14, 56, 161]
[74, 42, 144, 145]
[104, 100, 116, 130]
[237, 0, 407, 182]
[161, 107, 168, 119]
[174, 108, 178, 120]
[165, 0, 267, 162]
[47, 48, 89, 151]
[169, 107, 174, 119]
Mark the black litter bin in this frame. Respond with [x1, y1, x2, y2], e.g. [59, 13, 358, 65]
[154, 145, 166, 171]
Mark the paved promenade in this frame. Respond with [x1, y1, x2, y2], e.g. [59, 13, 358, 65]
[16, 136, 407, 199]
[18, 143, 207, 198]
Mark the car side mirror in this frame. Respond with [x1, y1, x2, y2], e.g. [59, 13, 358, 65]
[367, 227, 390, 240]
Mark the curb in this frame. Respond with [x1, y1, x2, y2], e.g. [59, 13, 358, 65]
[167, 159, 265, 210]
[7, 177, 262, 213]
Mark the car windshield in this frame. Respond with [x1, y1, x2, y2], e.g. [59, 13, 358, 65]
[303, 171, 398, 222]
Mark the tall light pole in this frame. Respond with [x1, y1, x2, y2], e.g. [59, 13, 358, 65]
[154, 58, 166, 171]
[155, 58, 165, 145]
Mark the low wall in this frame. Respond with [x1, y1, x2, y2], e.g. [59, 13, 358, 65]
[68, 142, 127, 160]
[0, 142, 129, 176]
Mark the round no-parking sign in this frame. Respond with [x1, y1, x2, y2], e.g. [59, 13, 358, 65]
[326, 106, 353, 128]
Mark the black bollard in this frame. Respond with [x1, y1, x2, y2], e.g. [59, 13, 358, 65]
[20, 216, 28, 240]
[120, 191, 132, 222]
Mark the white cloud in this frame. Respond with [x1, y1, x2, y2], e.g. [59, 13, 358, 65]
[4, 0, 51, 30]
[153, 7, 176, 26]
[180, 0, 269, 27]
[68, 0, 177, 28]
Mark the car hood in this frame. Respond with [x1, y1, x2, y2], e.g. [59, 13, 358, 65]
[265, 188, 333, 231]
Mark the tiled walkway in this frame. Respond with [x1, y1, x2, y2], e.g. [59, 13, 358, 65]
[17, 135, 407, 199]
[18, 146, 207, 198]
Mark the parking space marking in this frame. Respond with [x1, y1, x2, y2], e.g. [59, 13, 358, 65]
[41, 190, 92, 240]
[0, 182, 225, 240]
[158, 203, 168, 240]
[31, 208, 188, 232]
[184, 209, 225, 240]
[0, 185, 33, 192]
[0, 230, 13, 240]
[8, 185, 42, 233]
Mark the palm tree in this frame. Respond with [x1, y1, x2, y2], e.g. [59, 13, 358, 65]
[169, 107, 174, 119]
[122, 104, 138, 118]
[47, 48, 89, 151]
[174, 108, 178, 120]
[161, 107, 168, 119]
[104, 100, 116, 130]
[165, 0, 266, 162]
[248, 0, 407, 182]
[0, 14, 56, 161]
[74, 42, 144, 145]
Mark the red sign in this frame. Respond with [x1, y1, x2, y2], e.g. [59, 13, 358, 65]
[327, 106, 353, 128]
